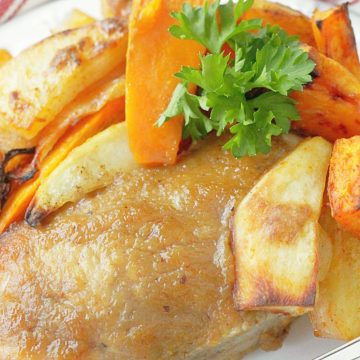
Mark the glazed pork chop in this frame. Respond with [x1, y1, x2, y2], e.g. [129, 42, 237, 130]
[0, 135, 300, 359]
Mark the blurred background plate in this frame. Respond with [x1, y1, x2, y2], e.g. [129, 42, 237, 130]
[0, 0, 358, 359]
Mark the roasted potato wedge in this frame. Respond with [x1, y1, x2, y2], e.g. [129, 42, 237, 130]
[244, 0, 315, 46]
[232, 137, 332, 316]
[0, 72, 124, 155]
[0, 49, 12, 68]
[317, 226, 333, 283]
[34, 71, 125, 165]
[311, 207, 360, 341]
[292, 46, 360, 142]
[102, 0, 132, 18]
[312, 4, 360, 80]
[0, 100, 124, 234]
[0, 18, 127, 140]
[26, 122, 137, 226]
[328, 136, 360, 238]
[56, 9, 96, 32]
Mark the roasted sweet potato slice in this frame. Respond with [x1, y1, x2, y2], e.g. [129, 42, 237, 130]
[232, 137, 332, 316]
[312, 4, 360, 80]
[311, 207, 360, 341]
[292, 46, 360, 142]
[126, 0, 207, 166]
[0, 49, 12, 68]
[26, 122, 137, 226]
[0, 18, 127, 140]
[243, 0, 315, 46]
[328, 136, 360, 237]
[0, 100, 124, 234]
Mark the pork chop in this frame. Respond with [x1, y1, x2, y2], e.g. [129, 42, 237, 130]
[0, 135, 299, 359]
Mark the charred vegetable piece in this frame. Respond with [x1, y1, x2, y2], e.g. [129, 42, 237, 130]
[232, 137, 332, 315]
[292, 46, 360, 141]
[312, 4, 360, 80]
[244, 0, 316, 46]
[0, 147, 36, 208]
[328, 136, 360, 238]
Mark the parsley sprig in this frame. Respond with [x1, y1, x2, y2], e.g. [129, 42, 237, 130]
[156, 0, 315, 157]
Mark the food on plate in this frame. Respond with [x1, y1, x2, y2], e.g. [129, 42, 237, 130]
[0, 49, 11, 67]
[156, 1, 314, 159]
[292, 46, 360, 141]
[0, 135, 308, 359]
[26, 122, 137, 226]
[312, 4, 360, 79]
[126, 0, 207, 166]
[243, 0, 316, 46]
[0, 0, 360, 357]
[56, 9, 96, 32]
[328, 136, 360, 237]
[31, 72, 125, 168]
[102, 0, 132, 18]
[232, 137, 332, 315]
[0, 71, 124, 154]
[0, 100, 124, 234]
[311, 207, 360, 341]
[317, 226, 333, 283]
[0, 18, 127, 139]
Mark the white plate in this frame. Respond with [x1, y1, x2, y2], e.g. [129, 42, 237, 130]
[0, 1, 358, 359]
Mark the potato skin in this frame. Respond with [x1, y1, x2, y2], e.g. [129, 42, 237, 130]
[328, 136, 360, 238]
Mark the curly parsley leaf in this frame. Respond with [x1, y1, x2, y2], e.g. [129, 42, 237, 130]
[170, 0, 261, 54]
[157, 0, 315, 158]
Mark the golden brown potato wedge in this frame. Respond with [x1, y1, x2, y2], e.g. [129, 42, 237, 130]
[232, 137, 332, 316]
[0, 18, 128, 140]
[243, 0, 315, 46]
[33, 71, 125, 165]
[312, 4, 360, 80]
[0, 49, 12, 68]
[292, 46, 360, 142]
[56, 9, 96, 32]
[317, 226, 333, 283]
[26, 122, 138, 226]
[328, 136, 360, 238]
[311, 207, 360, 341]
[0, 71, 125, 155]
[0, 100, 124, 234]
[102, 0, 132, 18]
